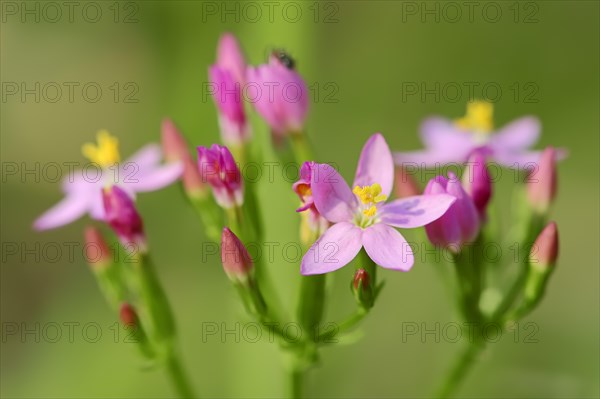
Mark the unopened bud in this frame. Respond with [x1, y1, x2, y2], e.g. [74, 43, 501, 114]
[221, 227, 253, 282]
[529, 222, 559, 271]
[527, 147, 557, 214]
[352, 269, 374, 309]
[524, 222, 559, 305]
[102, 186, 146, 253]
[119, 303, 139, 326]
[462, 151, 492, 219]
[84, 226, 112, 268]
[161, 118, 189, 163]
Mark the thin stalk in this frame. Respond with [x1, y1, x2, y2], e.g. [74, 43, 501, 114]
[166, 352, 197, 399]
[288, 367, 304, 399]
[435, 337, 485, 398]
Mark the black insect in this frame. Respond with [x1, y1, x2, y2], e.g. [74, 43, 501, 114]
[272, 49, 296, 70]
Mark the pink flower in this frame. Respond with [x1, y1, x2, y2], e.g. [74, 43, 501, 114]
[301, 134, 455, 275]
[209, 33, 250, 145]
[293, 162, 329, 231]
[246, 52, 308, 137]
[197, 144, 243, 208]
[33, 131, 182, 231]
[394, 101, 567, 169]
[424, 173, 480, 251]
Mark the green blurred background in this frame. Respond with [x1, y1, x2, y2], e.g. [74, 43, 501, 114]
[1, 1, 598, 398]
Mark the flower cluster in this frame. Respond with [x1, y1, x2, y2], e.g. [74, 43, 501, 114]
[34, 33, 564, 399]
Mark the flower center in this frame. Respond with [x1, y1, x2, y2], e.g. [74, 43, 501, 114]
[353, 183, 387, 221]
[454, 100, 494, 134]
[82, 130, 121, 168]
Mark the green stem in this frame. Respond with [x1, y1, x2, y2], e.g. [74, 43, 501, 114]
[435, 337, 485, 398]
[297, 274, 327, 340]
[289, 133, 313, 165]
[166, 352, 197, 399]
[288, 367, 304, 399]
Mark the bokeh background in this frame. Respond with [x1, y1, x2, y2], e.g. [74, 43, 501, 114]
[1, 1, 598, 398]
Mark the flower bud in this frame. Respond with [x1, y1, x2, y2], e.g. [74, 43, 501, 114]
[197, 144, 244, 208]
[161, 119, 208, 200]
[527, 147, 557, 214]
[84, 226, 112, 268]
[394, 166, 421, 198]
[102, 186, 146, 253]
[160, 118, 189, 163]
[462, 151, 492, 219]
[247, 53, 308, 138]
[216, 33, 246, 85]
[210, 33, 250, 146]
[119, 302, 139, 326]
[529, 222, 559, 271]
[221, 227, 253, 283]
[424, 173, 480, 252]
[352, 268, 374, 309]
[524, 222, 559, 306]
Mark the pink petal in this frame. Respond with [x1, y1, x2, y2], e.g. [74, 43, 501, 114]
[493, 148, 568, 169]
[311, 163, 356, 223]
[489, 116, 540, 151]
[33, 192, 91, 231]
[420, 117, 476, 150]
[127, 162, 183, 192]
[446, 178, 479, 242]
[380, 194, 456, 228]
[301, 222, 363, 275]
[353, 133, 394, 197]
[362, 224, 414, 271]
[125, 144, 163, 169]
[393, 149, 472, 168]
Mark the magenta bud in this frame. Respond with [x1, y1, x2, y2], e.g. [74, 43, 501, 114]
[221, 227, 253, 282]
[84, 226, 112, 268]
[424, 173, 480, 252]
[210, 33, 250, 145]
[394, 166, 421, 198]
[530, 222, 559, 270]
[246, 55, 308, 138]
[216, 33, 246, 85]
[197, 144, 243, 208]
[527, 147, 557, 214]
[462, 151, 492, 219]
[119, 303, 139, 326]
[102, 186, 146, 253]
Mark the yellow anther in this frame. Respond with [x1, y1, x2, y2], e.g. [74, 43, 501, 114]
[454, 100, 494, 133]
[363, 206, 377, 217]
[353, 183, 388, 220]
[82, 130, 121, 167]
[353, 183, 387, 205]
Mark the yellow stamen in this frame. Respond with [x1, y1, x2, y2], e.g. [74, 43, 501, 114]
[363, 206, 377, 217]
[454, 100, 494, 133]
[82, 130, 121, 167]
[353, 183, 388, 219]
